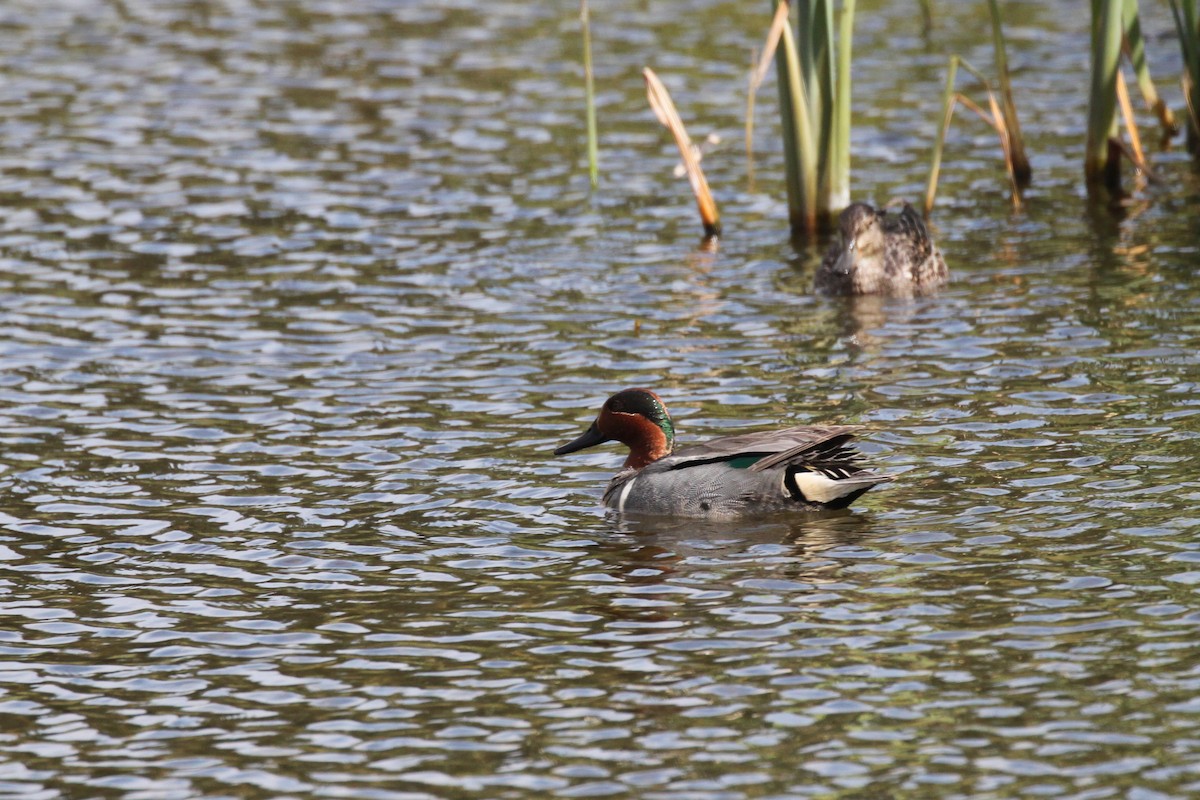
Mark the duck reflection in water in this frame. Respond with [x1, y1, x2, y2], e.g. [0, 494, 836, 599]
[591, 510, 878, 595]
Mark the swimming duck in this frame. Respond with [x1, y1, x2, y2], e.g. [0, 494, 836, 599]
[814, 201, 948, 296]
[554, 388, 893, 517]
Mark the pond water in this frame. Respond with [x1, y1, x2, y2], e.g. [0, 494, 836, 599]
[0, 0, 1199, 797]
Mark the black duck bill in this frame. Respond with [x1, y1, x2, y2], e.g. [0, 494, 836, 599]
[554, 421, 610, 455]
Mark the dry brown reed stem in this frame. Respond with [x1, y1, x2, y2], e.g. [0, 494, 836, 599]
[987, 0, 1031, 185]
[753, 2, 789, 92]
[958, 59, 1023, 208]
[953, 90, 1022, 210]
[745, 2, 790, 168]
[1116, 69, 1155, 181]
[986, 92, 1023, 210]
[643, 67, 721, 238]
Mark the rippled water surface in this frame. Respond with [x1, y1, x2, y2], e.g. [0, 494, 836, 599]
[1, 1, 1199, 797]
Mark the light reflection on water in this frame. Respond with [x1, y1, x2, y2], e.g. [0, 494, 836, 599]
[0, 0, 1198, 797]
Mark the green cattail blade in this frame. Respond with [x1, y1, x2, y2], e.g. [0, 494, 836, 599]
[1123, 0, 1178, 136]
[925, 55, 959, 216]
[829, 0, 855, 214]
[769, 0, 852, 236]
[581, 0, 598, 188]
[1184, 72, 1200, 150]
[812, 0, 836, 200]
[773, 4, 801, 228]
[1086, 0, 1124, 192]
[1167, 0, 1200, 154]
[779, 17, 819, 234]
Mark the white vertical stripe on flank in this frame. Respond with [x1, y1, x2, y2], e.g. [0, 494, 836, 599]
[617, 476, 638, 513]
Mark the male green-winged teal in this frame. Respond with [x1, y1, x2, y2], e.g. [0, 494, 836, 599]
[815, 202, 948, 296]
[554, 388, 893, 517]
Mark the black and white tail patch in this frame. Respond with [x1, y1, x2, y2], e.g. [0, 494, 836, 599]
[785, 467, 884, 509]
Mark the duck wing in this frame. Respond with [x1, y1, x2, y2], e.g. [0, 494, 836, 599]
[881, 202, 933, 262]
[737, 426, 894, 508]
[652, 425, 865, 473]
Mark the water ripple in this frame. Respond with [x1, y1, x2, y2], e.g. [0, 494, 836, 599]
[0, 0, 1196, 797]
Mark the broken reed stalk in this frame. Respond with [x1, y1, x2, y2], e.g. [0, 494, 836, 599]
[1167, 0, 1200, 154]
[1123, 0, 1179, 137]
[643, 67, 721, 238]
[581, 0, 599, 188]
[986, 0, 1031, 185]
[926, 58, 1023, 214]
[1115, 68, 1154, 180]
[1086, 0, 1124, 194]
